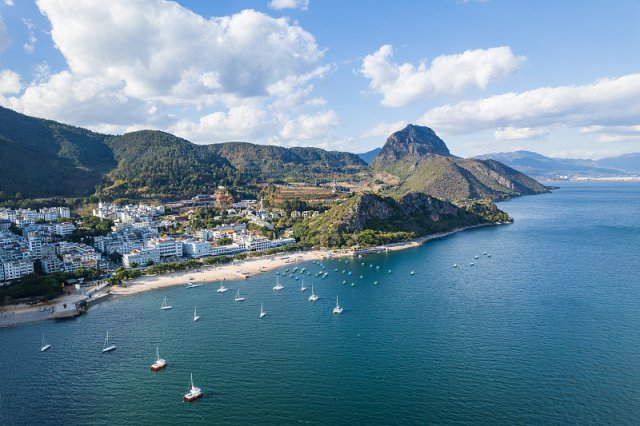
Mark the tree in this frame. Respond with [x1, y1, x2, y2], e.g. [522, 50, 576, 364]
[146, 259, 154, 266]
[129, 262, 139, 269]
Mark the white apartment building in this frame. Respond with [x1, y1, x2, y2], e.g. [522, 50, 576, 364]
[210, 244, 244, 256]
[148, 237, 183, 258]
[41, 255, 64, 273]
[54, 222, 76, 236]
[1, 258, 35, 281]
[182, 240, 212, 258]
[123, 247, 160, 268]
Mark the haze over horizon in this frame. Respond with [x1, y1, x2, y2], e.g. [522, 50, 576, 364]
[0, 0, 639, 159]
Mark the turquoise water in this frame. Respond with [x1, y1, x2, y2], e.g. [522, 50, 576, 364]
[2, 182, 640, 425]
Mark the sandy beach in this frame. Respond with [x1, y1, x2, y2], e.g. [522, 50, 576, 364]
[109, 249, 350, 297]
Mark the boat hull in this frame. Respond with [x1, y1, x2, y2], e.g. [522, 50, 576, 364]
[183, 392, 203, 402]
[102, 345, 117, 353]
[40, 344, 52, 352]
[150, 362, 167, 371]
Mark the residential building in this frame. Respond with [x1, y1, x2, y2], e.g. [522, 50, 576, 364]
[123, 247, 160, 268]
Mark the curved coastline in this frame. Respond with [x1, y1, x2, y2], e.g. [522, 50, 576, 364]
[0, 222, 499, 328]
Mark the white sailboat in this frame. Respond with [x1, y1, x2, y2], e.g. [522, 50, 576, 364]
[259, 303, 267, 319]
[193, 306, 200, 322]
[300, 280, 307, 292]
[217, 281, 228, 294]
[102, 330, 116, 352]
[161, 296, 172, 310]
[273, 275, 284, 291]
[308, 283, 318, 302]
[333, 296, 343, 314]
[234, 289, 245, 302]
[40, 332, 51, 352]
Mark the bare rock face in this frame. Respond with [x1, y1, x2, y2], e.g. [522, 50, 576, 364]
[371, 124, 452, 170]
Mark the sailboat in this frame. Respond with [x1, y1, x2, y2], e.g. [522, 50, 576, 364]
[273, 275, 284, 291]
[150, 346, 167, 371]
[193, 306, 200, 322]
[333, 296, 343, 314]
[40, 332, 51, 352]
[308, 284, 318, 302]
[234, 289, 245, 302]
[161, 296, 172, 310]
[259, 303, 267, 319]
[102, 330, 116, 353]
[217, 281, 228, 294]
[300, 280, 307, 292]
[183, 373, 203, 401]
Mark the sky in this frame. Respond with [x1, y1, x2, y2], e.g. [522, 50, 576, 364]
[0, 0, 639, 159]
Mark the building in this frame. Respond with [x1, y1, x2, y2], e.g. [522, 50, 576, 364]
[54, 222, 76, 236]
[182, 240, 212, 258]
[123, 247, 160, 268]
[41, 255, 64, 273]
[27, 232, 43, 259]
[1, 258, 35, 281]
[148, 237, 183, 258]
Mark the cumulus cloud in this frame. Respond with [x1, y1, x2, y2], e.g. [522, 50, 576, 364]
[361, 45, 525, 107]
[420, 73, 640, 135]
[361, 120, 408, 138]
[0, 0, 330, 145]
[4, 0, 14, 5]
[0, 69, 21, 94]
[268, 0, 309, 10]
[494, 126, 548, 141]
[171, 105, 272, 143]
[278, 110, 339, 142]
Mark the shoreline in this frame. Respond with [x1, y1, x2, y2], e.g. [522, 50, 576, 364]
[0, 222, 497, 328]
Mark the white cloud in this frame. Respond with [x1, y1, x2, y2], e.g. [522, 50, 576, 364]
[22, 18, 36, 53]
[579, 124, 640, 144]
[494, 126, 548, 141]
[0, 69, 21, 94]
[268, 0, 309, 11]
[278, 110, 339, 142]
[0, 0, 329, 145]
[171, 105, 272, 143]
[361, 44, 525, 107]
[4, 0, 14, 5]
[361, 120, 408, 138]
[420, 73, 640, 135]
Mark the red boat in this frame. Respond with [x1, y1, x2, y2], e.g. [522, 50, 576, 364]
[183, 373, 203, 401]
[150, 346, 167, 371]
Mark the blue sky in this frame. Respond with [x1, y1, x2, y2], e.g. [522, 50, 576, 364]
[0, 0, 639, 158]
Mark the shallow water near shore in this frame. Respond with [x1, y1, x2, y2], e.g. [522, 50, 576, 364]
[2, 181, 640, 425]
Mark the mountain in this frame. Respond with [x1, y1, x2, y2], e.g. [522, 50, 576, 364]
[293, 191, 493, 248]
[596, 153, 640, 174]
[371, 124, 452, 176]
[0, 106, 367, 200]
[474, 150, 626, 178]
[371, 124, 548, 201]
[357, 147, 382, 164]
[208, 142, 365, 181]
[0, 106, 114, 199]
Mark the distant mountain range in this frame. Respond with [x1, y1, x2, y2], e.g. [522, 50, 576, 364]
[356, 147, 381, 164]
[474, 150, 640, 178]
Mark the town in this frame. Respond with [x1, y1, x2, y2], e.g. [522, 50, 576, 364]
[0, 193, 313, 286]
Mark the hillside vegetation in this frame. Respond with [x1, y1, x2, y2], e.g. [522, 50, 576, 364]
[293, 192, 490, 248]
